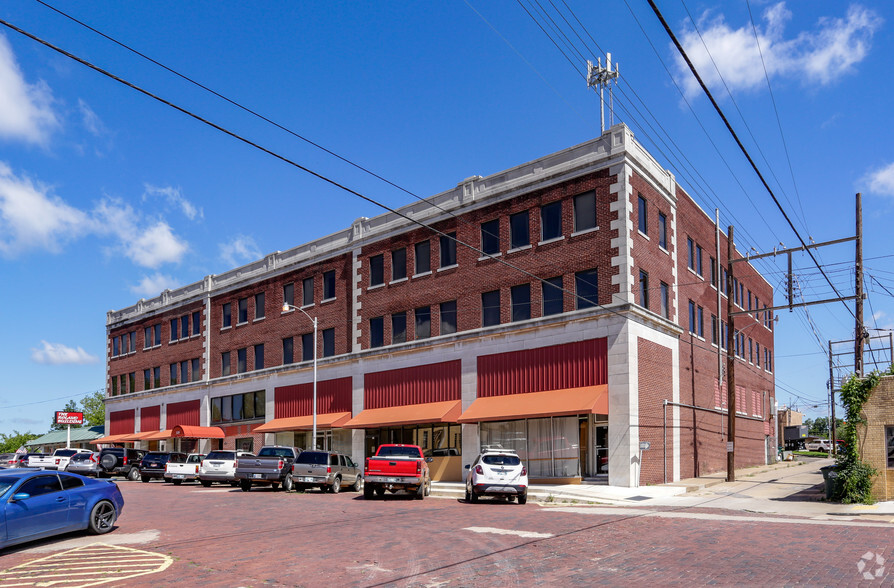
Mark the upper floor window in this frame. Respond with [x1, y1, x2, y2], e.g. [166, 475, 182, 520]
[192, 311, 201, 336]
[144, 327, 151, 349]
[370, 254, 384, 286]
[237, 348, 247, 373]
[573, 191, 596, 233]
[283, 282, 294, 308]
[542, 276, 563, 316]
[637, 195, 647, 235]
[323, 270, 336, 300]
[415, 306, 431, 339]
[283, 336, 294, 364]
[181, 315, 189, 339]
[511, 284, 531, 322]
[696, 245, 703, 277]
[254, 344, 264, 370]
[301, 333, 314, 362]
[415, 240, 431, 274]
[439, 233, 457, 268]
[322, 328, 335, 357]
[392, 248, 407, 281]
[688, 300, 696, 334]
[575, 269, 599, 309]
[170, 318, 178, 341]
[153, 324, 161, 346]
[370, 317, 384, 348]
[510, 211, 530, 249]
[392, 312, 407, 344]
[660, 282, 669, 319]
[440, 300, 457, 335]
[687, 238, 695, 271]
[658, 212, 667, 249]
[238, 298, 248, 324]
[302, 277, 314, 306]
[639, 270, 649, 310]
[540, 202, 562, 241]
[481, 219, 500, 255]
[255, 292, 265, 319]
[482, 290, 501, 327]
[222, 303, 232, 329]
[221, 351, 231, 376]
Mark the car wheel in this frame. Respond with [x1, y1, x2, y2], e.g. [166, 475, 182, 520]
[363, 483, 374, 500]
[271, 482, 280, 491]
[173, 479, 182, 486]
[127, 467, 140, 482]
[374, 486, 385, 498]
[282, 474, 294, 492]
[87, 500, 117, 535]
[470, 489, 479, 503]
[201, 480, 212, 488]
[240, 480, 252, 492]
[330, 476, 341, 494]
[352, 474, 363, 493]
[141, 476, 150, 483]
[424, 478, 431, 496]
[415, 483, 425, 500]
[229, 481, 239, 487]
[517, 491, 527, 505]
[464, 486, 472, 502]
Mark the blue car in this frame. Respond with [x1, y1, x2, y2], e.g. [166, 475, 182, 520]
[1, 469, 124, 550]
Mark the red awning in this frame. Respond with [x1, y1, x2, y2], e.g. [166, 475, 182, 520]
[89, 434, 132, 445]
[141, 429, 174, 440]
[171, 425, 225, 439]
[458, 385, 608, 423]
[254, 412, 352, 433]
[344, 400, 461, 429]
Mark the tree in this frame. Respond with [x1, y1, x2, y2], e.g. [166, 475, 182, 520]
[80, 390, 105, 426]
[50, 400, 79, 430]
[0, 430, 40, 453]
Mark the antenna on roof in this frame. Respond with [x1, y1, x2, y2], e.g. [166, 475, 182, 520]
[587, 53, 620, 133]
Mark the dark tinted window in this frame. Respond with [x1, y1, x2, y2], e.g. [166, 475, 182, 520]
[257, 447, 297, 458]
[439, 233, 457, 268]
[323, 270, 336, 299]
[295, 452, 328, 465]
[575, 269, 599, 309]
[54, 450, 78, 457]
[375, 446, 422, 458]
[205, 451, 236, 460]
[283, 283, 294, 308]
[573, 191, 596, 232]
[283, 337, 294, 364]
[481, 219, 500, 255]
[510, 211, 530, 249]
[415, 306, 431, 339]
[322, 328, 335, 357]
[370, 254, 384, 286]
[511, 284, 531, 322]
[370, 317, 384, 348]
[303, 277, 314, 306]
[392, 248, 407, 281]
[415, 241, 431, 274]
[18, 475, 62, 497]
[482, 290, 500, 327]
[440, 301, 457, 335]
[59, 474, 84, 490]
[222, 303, 232, 328]
[238, 298, 248, 323]
[392, 312, 407, 344]
[542, 276, 563, 316]
[541, 202, 562, 241]
[482, 454, 521, 466]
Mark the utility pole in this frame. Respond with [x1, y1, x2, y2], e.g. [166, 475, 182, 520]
[828, 340, 837, 454]
[586, 54, 619, 132]
[855, 192, 864, 377]
[726, 225, 736, 482]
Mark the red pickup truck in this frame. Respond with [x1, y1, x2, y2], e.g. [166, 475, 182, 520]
[363, 444, 432, 500]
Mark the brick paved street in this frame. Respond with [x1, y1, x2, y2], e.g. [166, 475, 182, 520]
[1, 479, 892, 587]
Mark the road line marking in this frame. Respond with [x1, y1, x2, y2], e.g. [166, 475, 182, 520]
[549, 507, 894, 528]
[463, 526, 554, 538]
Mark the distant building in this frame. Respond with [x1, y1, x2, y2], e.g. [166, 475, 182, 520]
[24, 426, 105, 453]
[103, 124, 775, 487]
[777, 406, 804, 447]
[862, 376, 894, 500]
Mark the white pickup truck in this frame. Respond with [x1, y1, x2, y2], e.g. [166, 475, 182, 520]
[164, 453, 206, 485]
[28, 448, 92, 470]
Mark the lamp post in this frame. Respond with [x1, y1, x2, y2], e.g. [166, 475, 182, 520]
[283, 303, 318, 449]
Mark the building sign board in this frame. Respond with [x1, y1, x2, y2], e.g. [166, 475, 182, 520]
[55, 411, 84, 425]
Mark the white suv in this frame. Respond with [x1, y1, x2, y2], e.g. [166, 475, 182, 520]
[464, 448, 528, 504]
[805, 439, 832, 452]
[198, 450, 255, 487]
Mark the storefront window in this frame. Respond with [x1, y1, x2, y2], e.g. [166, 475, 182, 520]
[211, 391, 266, 424]
[887, 426, 894, 468]
[364, 425, 461, 457]
[480, 416, 580, 478]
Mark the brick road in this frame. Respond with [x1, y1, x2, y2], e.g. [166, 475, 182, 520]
[1, 480, 892, 586]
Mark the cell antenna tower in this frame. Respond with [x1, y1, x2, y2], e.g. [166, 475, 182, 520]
[587, 53, 620, 133]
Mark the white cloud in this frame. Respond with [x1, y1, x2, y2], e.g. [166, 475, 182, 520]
[77, 98, 105, 137]
[0, 33, 59, 145]
[864, 162, 894, 197]
[130, 272, 181, 297]
[873, 310, 886, 322]
[219, 235, 262, 267]
[94, 198, 189, 268]
[143, 184, 203, 221]
[30, 341, 98, 365]
[675, 3, 882, 98]
[0, 162, 91, 257]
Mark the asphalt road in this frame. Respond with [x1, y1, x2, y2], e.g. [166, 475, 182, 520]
[1, 478, 892, 586]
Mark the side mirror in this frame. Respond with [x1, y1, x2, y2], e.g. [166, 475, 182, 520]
[464, 464, 470, 469]
[11, 492, 30, 502]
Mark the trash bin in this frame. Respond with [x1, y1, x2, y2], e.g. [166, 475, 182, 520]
[824, 471, 838, 500]
[820, 464, 836, 480]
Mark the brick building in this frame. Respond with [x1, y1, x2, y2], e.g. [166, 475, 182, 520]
[101, 124, 776, 486]
[862, 376, 894, 501]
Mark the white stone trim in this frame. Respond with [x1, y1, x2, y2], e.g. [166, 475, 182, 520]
[610, 162, 634, 305]
[351, 249, 362, 353]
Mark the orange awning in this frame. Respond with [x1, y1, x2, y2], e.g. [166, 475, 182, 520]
[458, 385, 608, 423]
[344, 400, 461, 429]
[254, 412, 352, 433]
[89, 434, 132, 445]
[171, 425, 225, 439]
[142, 429, 174, 440]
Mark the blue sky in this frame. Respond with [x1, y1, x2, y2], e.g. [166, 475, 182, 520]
[1, 1, 892, 433]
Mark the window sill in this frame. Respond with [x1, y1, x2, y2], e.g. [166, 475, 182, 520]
[320, 297, 337, 305]
[638, 230, 649, 240]
[478, 252, 501, 262]
[506, 244, 532, 254]
[389, 277, 408, 285]
[367, 283, 385, 291]
[571, 226, 598, 237]
[658, 245, 670, 255]
[413, 271, 432, 279]
[301, 303, 315, 310]
[538, 236, 565, 246]
[437, 264, 458, 272]
[254, 317, 266, 323]
[220, 326, 232, 332]
[236, 321, 249, 327]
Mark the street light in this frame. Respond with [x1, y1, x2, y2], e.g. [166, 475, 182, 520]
[283, 302, 318, 449]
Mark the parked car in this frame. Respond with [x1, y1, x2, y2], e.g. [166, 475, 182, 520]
[364, 444, 431, 500]
[234, 446, 301, 492]
[291, 451, 362, 493]
[464, 448, 528, 504]
[98, 448, 146, 481]
[198, 450, 254, 487]
[52, 448, 94, 471]
[140, 452, 186, 483]
[0, 469, 124, 550]
[25, 453, 51, 468]
[65, 452, 101, 477]
[164, 453, 205, 485]
[805, 439, 832, 452]
[0, 454, 17, 469]
[4, 455, 30, 469]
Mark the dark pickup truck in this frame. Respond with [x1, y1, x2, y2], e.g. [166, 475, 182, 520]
[363, 444, 432, 500]
[234, 446, 301, 492]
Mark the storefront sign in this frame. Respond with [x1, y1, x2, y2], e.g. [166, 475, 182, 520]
[55, 411, 84, 425]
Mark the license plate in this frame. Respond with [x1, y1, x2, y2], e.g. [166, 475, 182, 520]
[386, 477, 398, 483]
[300, 477, 313, 482]
[174, 474, 185, 479]
[253, 473, 263, 479]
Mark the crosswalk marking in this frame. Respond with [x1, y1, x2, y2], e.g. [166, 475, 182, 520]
[463, 526, 554, 539]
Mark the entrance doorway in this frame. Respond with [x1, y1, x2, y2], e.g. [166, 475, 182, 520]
[594, 424, 608, 476]
[579, 417, 590, 477]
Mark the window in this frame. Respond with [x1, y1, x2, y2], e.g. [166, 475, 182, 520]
[211, 391, 266, 424]
[482, 290, 501, 327]
[112, 336, 119, 357]
[542, 276, 563, 316]
[181, 315, 189, 339]
[481, 219, 500, 255]
[283, 283, 294, 308]
[153, 366, 161, 388]
[17, 475, 61, 498]
[573, 191, 596, 232]
[510, 211, 530, 249]
[710, 257, 717, 287]
[688, 300, 696, 334]
[511, 284, 531, 322]
[254, 344, 264, 370]
[144, 327, 151, 349]
[170, 363, 178, 385]
[392, 312, 407, 343]
[658, 212, 667, 249]
[749, 338, 753, 363]
[236, 298, 247, 324]
[111, 378, 118, 396]
[392, 248, 407, 281]
[322, 328, 335, 357]
[120, 374, 127, 394]
[302, 277, 314, 306]
[440, 301, 457, 334]
[237, 348, 247, 374]
[370, 254, 384, 286]
[886, 426, 894, 468]
[439, 233, 457, 267]
[733, 279, 740, 306]
[415, 240, 431, 274]
[415, 306, 431, 339]
[323, 270, 336, 300]
[638, 270, 649, 310]
[637, 195, 647, 235]
[129, 332, 136, 353]
[660, 282, 669, 319]
[747, 290, 752, 311]
[191, 358, 200, 382]
[756, 342, 761, 367]
[170, 318, 178, 341]
[540, 201, 562, 241]
[283, 337, 294, 364]
[370, 317, 384, 348]
[144, 369, 151, 390]
[255, 292, 265, 319]
[575, 269, 599, 309]
[711, 314, 718, 345]
[687, 238, 695, 271]
[301, 333, 314, 361]
[697, 306, 704, 337]
[696, 245, 703, 276]
[221, 352, 231, 376]
[192, 311, 200, 336]
[180, 361, 188, 384]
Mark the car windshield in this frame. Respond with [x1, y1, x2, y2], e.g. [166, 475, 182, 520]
[376, 446, 422, 459]
[0, 477, 17, 496]
[257, 448, 295, 458]
[482, 454, 521, 466]
[295, 452, 328, 465]
[205, 451, 235, 460]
